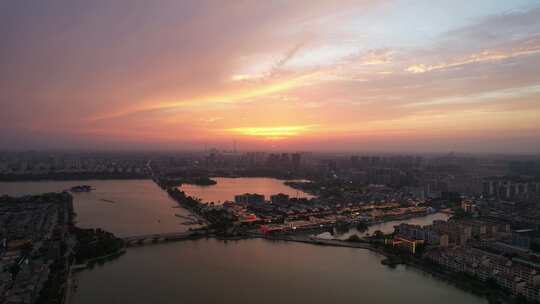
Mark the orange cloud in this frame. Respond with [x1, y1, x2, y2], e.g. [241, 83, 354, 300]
[90, 72, 319, 121]
[406, 44, 540, 73]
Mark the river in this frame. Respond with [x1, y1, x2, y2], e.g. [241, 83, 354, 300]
[318, 212, 451, 240]
[0, 179, 486, 304]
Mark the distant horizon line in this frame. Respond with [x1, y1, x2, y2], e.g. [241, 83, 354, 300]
[1, 148, 539, 157]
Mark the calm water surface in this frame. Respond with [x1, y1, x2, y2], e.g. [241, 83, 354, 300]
[1, 179, 485, 304]
[0, 180, 192, 237]
[72, 238, 486, 304]
[319, 212, 451, 240]
[180, 177, 314, 203]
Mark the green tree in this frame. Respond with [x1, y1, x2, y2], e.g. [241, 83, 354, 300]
[356, 222, 368, 232]
[514, 294, 528, 304]
[347, 234, 362, 242]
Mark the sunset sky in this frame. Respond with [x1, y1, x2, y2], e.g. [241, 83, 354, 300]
[1, 0, 540, 153]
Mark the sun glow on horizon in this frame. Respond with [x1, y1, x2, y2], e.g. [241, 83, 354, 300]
[2, 1, 540, 153]
[227, 125, 316, 140]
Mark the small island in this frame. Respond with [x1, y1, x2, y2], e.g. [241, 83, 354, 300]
[69, 185, 94, 193]
[157, 176, 217, 188]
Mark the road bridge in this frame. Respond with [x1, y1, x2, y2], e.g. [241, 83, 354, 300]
[122, 231, 204, 246]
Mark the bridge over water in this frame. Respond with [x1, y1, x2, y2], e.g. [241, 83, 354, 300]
[122, 231, 205, 246]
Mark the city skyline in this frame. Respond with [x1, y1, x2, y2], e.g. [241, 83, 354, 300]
[1, 0, 540, 153]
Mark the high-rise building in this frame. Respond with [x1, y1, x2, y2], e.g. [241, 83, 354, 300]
[292, 153, 301, 170]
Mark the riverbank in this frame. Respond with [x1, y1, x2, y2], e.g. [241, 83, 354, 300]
[406, 257, 511, 303]
[99, 229, 504, 303]
[67, 225, 507, 304]
[71, 237, 486, 304]
[71, 249, 126, 271]
[4, 179, 489, 304]
[362, 210, 449, 231]
[283, 180, 319, 197]
[253, 234, 509, 303]
[157, 176, 217, 188]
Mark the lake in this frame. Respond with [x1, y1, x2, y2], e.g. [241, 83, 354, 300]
[0, 179, 485, 304]
[179, 177, 314, 203]
[71, 238, 485, 304]
[0, 179, 194, 237]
